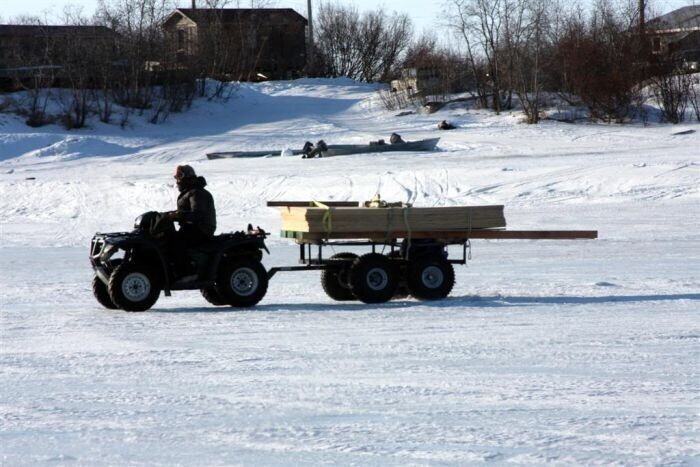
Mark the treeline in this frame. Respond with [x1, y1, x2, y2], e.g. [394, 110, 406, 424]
[400, 0, 699, 124]
[4, 0, 270, 128]
[3, 0, 699, 128]
[308, 0, 698, 124]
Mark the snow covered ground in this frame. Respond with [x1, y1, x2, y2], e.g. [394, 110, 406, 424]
[1, 79, 699, 464]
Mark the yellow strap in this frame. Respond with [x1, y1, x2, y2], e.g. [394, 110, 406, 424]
[312, 200, 332, 239]
[403, 206, 412, 259]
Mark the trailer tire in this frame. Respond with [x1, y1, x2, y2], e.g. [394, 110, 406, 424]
[93, 275, 119, 309]
[349, 253, 398, 304]
[321, 252, 358, 301]
[407, 254, 455, 300]
[216, 259, 268, 308]
[386, 250, 409, 299]
[201, 286, 227, 306]
[108, 263, 161, 312]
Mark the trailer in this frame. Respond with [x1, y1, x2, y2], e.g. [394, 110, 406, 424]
[266, 201, 598, 304]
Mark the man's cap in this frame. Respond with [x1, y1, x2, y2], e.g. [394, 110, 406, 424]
[174, 165, 196, 180]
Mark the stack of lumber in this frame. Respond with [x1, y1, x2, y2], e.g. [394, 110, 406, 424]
[277, 205, 506, 234]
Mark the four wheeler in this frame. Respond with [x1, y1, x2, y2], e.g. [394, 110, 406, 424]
[90, 211, 269, 312]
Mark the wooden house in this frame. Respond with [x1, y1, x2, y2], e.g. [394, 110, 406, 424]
[646, 6, 700, 70]
[162, 8, 307, 80]
[0, 25, 118, 89]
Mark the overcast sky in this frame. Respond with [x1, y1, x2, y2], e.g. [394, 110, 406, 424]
[2, 0, 696, 33]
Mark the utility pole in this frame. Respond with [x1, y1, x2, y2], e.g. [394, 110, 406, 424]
[307, 0, 314, 72]
[307, 0, 314, 49]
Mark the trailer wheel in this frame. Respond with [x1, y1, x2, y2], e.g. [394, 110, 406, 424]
[386, 250, 409, 299]
[108, 263, 161, 312]
[93, 275, 119, 309]
[200, 286, 227, 306]
[407, 254, 455, 300]
[321, 252, 358, 301]
[349, 253, 398, 304]
[216, 259, 268, 307]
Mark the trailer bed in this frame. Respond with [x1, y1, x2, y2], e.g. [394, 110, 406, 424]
[280, 229, 598, 243]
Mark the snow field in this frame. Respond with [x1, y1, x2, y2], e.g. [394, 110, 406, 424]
[1, 78, 699, 464]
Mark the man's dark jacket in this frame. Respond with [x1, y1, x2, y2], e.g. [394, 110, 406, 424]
[176, 176, 216, 237]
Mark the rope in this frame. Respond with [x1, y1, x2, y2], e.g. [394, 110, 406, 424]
[312, 200, 332, 240]
[380, 207, 394, 254]
[403, 206, 412, 260]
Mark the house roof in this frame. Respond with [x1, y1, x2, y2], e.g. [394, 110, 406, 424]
[167, 8, 307, 26]
[646, 6, 700, 32]
[0, 24, 116, 37]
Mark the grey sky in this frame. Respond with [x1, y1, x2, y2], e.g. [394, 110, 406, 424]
[2, 0, 695, 33]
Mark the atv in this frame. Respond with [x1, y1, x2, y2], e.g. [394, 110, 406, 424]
[90, 211, 270, 311]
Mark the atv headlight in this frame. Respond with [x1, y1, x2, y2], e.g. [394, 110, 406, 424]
[134, 214, 144, 229]
[100, 244, 118, 261]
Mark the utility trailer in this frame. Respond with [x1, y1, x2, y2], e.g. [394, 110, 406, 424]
[266, 201, 598, 304]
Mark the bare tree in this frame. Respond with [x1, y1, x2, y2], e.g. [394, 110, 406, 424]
[56, 8, 99, 129]
[447, 0, 528, 113]
[96, 0, 171, 111]
[512, 0, 550, 123]
[314, 3, 413, 82]
[689, 75, 700, 122]
[6, 16, 57, 126]
[650, 65, 692, 124]
[551, 0, 645, 122]
[464, 0, 508, 112]
[447, 0, 490, 108]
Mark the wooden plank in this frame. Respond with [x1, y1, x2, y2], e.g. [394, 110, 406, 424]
[277, 205, 506, 232]
[280, 229, 598, 242]
[267, 201, 361, 207]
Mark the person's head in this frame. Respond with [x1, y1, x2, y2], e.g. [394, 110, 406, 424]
[174, 165, 196, 192]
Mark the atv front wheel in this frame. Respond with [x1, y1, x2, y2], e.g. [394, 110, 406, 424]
[108, 264, 161, 312]
[216, 259, 268, 307]
[92, 276, 119, 309]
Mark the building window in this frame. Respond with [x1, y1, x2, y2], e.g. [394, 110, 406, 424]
[652, 36, 661, 53]
[177, 29, 186, 51]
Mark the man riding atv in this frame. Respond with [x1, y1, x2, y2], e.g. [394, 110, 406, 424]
[89, 166, 269, 311]
[167, 165, 216, 280]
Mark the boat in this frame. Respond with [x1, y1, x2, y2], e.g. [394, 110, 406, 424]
[206, 149, 303, 159]
[321, 138, 440, 157]
[206, 137, 440, 160]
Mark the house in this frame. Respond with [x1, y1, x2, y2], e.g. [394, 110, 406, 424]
[162, 8, 307, 80]
[645, 6, 700, 69]
[391, 67, 442, 95]
[0, 24, 118, 88]
[390, 66, 468, 97]
[0, 25, 117, 68]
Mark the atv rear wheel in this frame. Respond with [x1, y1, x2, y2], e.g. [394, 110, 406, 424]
[321, 252, 358, 301]
[92, 276, 119, 309]
[108, 263, 161, 312]
[216, 259, 268, 307]
[201, 286, 227, 306]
